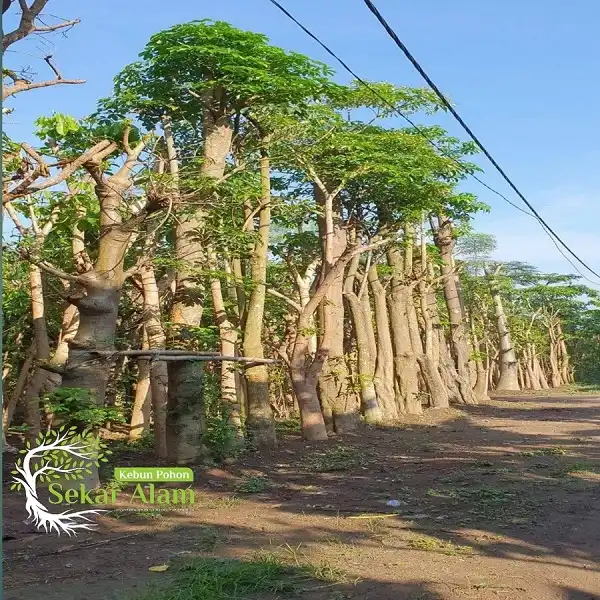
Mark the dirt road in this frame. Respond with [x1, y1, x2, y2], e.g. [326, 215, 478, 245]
[4, 394, 600, 599]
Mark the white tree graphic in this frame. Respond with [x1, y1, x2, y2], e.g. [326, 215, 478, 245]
[10, 427, 112, 536]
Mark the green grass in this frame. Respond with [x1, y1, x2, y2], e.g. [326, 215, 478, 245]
[518, 446, 568, 457]
[193, 525, 222, 552]
[129, 557, 303, 600]
[306, 445, 359, 472]
[128, 553, 356, 600]
[235, 476, 269, 494]
[202, 495, 244, 509]
[274, 417, 301, 434]
[407, 534, 473, 556]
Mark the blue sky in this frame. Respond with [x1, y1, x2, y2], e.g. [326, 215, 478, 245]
[4, 0, 599, 284]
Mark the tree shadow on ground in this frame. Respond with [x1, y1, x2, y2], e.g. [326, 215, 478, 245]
[4, 395, 600, 599]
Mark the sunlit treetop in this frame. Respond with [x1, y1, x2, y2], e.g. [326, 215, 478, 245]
[101, 20, 340, 127]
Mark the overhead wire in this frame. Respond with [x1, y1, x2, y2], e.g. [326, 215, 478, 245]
[265, 0, 600, 286]
[361, 0, 600, 282]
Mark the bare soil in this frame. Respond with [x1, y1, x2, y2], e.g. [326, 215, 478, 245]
[3, 393, 600, 600]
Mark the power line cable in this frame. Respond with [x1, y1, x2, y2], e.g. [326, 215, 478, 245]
[361, 0, 600, 281]
[266, 0, 533, 218]
[265, 0, 599, 286]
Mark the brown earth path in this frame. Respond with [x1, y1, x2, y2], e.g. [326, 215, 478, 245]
[3, 393, 600, 600]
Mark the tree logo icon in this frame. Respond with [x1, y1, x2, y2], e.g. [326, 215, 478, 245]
[10, 427, 112, 536]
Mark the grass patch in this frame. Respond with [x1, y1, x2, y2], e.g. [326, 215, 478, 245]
[307, 445, 359, 472]
[203, 495, 243, 509]
[109, 508, 164, 522]
[129, 556, 307, 600]
[275, 417, 301, 434]
[518, 446, 567, 457]
[426, 488, 458, 499]
[407, 534, 473, 556]
[235, 476, 269, 494]
[193, 525, 222, 552]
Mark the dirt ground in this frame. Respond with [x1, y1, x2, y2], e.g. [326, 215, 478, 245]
[3, 393, 600, 600]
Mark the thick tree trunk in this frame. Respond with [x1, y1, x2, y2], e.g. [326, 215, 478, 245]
[386, 247, 421, 415]
[344, 254, 382, 424]
[170, 106, 232, 337]
[166, 361, 207, 464]
[433, 215, 475, 404]
[524, 345, 541, 391]
[315, 186, 358, 432]
[490, 283, 520, 391]
[532, 347, 549, 389]
[244, 141, 276, 447]
[368, 265, 400, 420]
[418, 281, 450, 408]
[165, 110, 232, 462]
[290, 346, 328, 441]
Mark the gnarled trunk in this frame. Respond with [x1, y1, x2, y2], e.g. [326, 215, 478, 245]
[433, 215, 475, 403]
[386, 247, 421, 415]
[368, 265, 399, 420]
[344, 254, 382, 424]
[315, 185, 357, 432]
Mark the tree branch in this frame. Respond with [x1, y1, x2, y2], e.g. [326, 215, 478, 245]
[34, 18, 80, 34]
[267, 288, 302, 312]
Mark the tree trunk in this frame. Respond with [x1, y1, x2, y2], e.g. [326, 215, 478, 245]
[386, 247, 421, 415]
[315, 185, 358, 432]
[470, 321, 489, 402]
[243, 138, 276, 447]
[368, 265, 399, 420]
[209, 251, 243, 434]
[418, 281, 450, 408]
[490, 279, 520, 391]
[532, 346, 549, 389]
[129, 330, 152, 441]
[2, 339, 36, 435]
[170, 105, 232, 339]
[288, 240, 367, 440]
[164, 110, 232, 462]
[433, 215, 475, 403]
[22, 263, 50, 440]
[139, 263, 169, 458]
[344, 254, 382, 424]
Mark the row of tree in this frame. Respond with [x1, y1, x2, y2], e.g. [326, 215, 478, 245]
[3, 10, 599, 461]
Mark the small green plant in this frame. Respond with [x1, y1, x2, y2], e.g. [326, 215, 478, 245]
[203, 373, 244, 462]
[308, 445, 359, 472]
[235, 476, 269, 494]
[102, 478, 128, 493]
[306, 560, 358, 584]
[275, 417, 301, 434]
[111, 432, 156, 454]
[44, 388, 124, 430]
